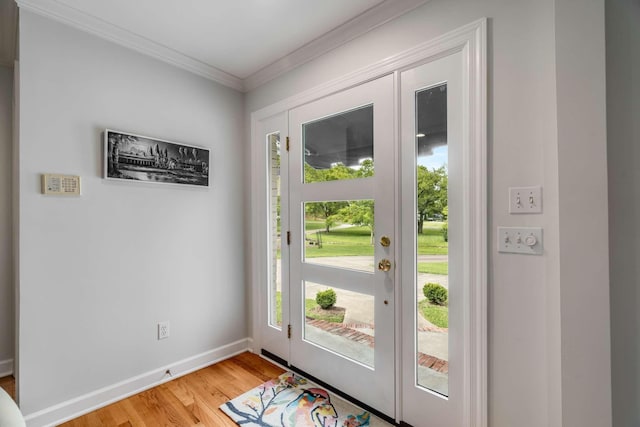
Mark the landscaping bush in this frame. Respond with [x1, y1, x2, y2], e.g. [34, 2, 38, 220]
[316, 289, 337, 309]
[423, 283, 448, 306]
[442, 222, 448, 242]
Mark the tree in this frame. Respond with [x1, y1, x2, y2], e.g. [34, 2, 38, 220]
[417, 165, 448, 234]
[304, 164, 349, 232]
[337, 200, 375, 244]
[305, 201, 345, 233]
[303, 160, 375, 234]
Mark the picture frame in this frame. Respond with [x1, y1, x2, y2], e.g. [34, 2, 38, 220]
[104, 129, 210, 187]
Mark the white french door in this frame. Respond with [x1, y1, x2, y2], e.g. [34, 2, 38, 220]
[288, 74, 396, 416]
[255, 21, 486, 426]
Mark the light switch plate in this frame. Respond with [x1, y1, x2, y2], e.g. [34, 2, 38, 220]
[498, 226, 543, 255]
[509, 186, 542, 214]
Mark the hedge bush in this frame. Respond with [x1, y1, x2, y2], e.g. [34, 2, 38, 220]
[423, 283, 448, 306]
[316, 289, 337, 309]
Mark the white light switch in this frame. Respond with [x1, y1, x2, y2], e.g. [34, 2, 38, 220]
[498, 226, 543, 255]
[509, 186, 542, 214]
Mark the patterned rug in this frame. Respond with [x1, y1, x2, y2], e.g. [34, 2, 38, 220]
[220, 372, 390, 427]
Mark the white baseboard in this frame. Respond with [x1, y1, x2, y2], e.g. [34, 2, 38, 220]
[24, 338, 250, 427]
[0, 359, 13, 377]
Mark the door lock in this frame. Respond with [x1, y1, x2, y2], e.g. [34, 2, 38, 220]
[380, 236, 391, 247]
[378, 259, 392, 272]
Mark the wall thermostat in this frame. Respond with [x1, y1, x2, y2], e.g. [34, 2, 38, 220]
[41, 174, 81, 196]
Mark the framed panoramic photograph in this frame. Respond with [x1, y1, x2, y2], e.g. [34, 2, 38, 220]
[104, 129, 210, 187]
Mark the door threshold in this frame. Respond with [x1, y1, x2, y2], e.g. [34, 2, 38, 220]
[261, 349, 401, 426]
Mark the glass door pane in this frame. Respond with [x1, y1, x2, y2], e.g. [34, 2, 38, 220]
[415, 84, 449, 396]
[303, 281, 375, 367]
[303, 200, 375, 273]
[268, 132, 282, 329]
[303, 105, 374, 183]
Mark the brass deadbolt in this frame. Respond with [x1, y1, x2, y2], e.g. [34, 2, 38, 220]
[378, 259, 392, 272]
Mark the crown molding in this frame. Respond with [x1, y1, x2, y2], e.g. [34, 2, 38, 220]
[242, 0, 430, 92]
[14, 0, 430, 92]
[15, 0, 244, 91]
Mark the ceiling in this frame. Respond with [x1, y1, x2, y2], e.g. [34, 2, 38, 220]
[3, 0, 428, 91]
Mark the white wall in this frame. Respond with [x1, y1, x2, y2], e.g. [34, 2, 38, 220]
[17, 11, 246, 419]
[0, 65, 14, 374]
[555, 1, 611, 426]
[606, 0, 640, 426]
[246, 1, 610, 426]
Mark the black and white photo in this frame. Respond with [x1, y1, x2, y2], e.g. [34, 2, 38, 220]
[104, 129, 210, 187]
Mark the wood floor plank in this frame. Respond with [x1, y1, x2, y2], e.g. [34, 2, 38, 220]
[56, 352, 284, 426]
[0, 375, 15, 400]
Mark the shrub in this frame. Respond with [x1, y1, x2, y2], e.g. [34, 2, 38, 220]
[442, 222, 448, 242]
[316, 289, 337, 309]
[423, 283, 448, 306]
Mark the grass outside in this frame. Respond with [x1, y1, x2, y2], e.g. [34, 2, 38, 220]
[305, 226, 374, 258]
[275, 292, 345, 324]
[417, 223, 448, 255]
[304, 220, 329, 232]
[417, 262, 448, 275]
[418, 299, 449, 328]
[303, 222, 448, 258]
[305, 299, 346, 323]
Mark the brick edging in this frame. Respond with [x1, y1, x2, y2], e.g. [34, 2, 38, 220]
[305, 318, 449, 373]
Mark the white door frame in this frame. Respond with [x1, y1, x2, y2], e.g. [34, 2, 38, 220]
[250, 19, 487, 426]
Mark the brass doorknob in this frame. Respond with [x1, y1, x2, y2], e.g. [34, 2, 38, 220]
[380, 236, 391, 247]
[378, 259, 392, 272]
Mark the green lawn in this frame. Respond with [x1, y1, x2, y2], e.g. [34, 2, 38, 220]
[275, 291, 282, 325]
[304, 220, 328, 231]
[418, 299, 448, 328]
[417, 262, 448, 275]
[306, 226, 374, 258]
[304, 224, 448, 258]
[275, 292, 345, 324]
[417, 223, 448, 255]
[304, 299, 345, 323]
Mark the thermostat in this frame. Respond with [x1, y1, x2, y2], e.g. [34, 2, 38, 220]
[41, 174, 81, 196]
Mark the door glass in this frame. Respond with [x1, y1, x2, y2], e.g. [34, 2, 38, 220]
[303, 105, 374, 183]
[303, 281, 374, 367]
[268, 132, 282, 329]
[415, 84, 449, 396]
[303, 200, 375, 273]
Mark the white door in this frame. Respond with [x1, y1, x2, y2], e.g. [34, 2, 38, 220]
[400, 51, 465, 426]
[287, 74, 396, 417]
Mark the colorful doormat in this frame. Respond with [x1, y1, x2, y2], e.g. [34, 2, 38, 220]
[220, 372, 390, 427]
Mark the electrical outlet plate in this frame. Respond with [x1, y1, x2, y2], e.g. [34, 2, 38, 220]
[158, 321, 169, 340]
[509, 186, 542, 214]
[498, 226, 543, 255]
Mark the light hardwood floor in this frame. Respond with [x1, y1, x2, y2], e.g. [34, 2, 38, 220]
[4, 352, 286, 426]
[0, 374, 15, 400]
